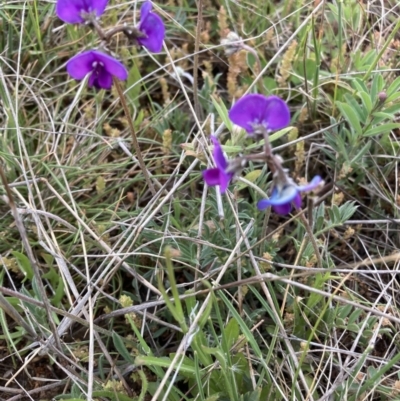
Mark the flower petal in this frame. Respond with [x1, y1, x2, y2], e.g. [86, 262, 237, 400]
[296, 175, 323, 192]
[140, 1, 153, 21]
[272, 203, 292, 215]
[229, 94, 268, 133]
[91, 0, 109, 17]
[218, 171, 233, 194]
[292, 193, 302, 209]
[88, 72, 98, 88]
[96, 68, 113, 89]
[202, 168, 221, 186]
[56, 0, 108, 23]
[138, 5, 165, 53]
[210, 136, 227, 170]
[261, 96, 290, 131]
[93, 51, 128, 80]
[266, 185, 298, 206]
[257, 198, 273, 210]
[56, 0, 85, 24]
[258, 198, 293, 214]
[257, 185, 298, 213]
[228, 94, 290, 133]
[56, 0, 86, 23]
[66, 51, 96, 79]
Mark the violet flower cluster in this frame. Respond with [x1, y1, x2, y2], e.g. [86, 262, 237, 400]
[202, 94, 322, 215]
[56, 0, 165, 90]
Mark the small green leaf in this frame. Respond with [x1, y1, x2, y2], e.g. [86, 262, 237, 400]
[235, 170, 262, 190]
[269, 126, 293, 143]
[363, 123, 400, 137]
[338, 304, 353, 319]
[212, 96, 233, 132]
[112, 332, 135, 364]
[336, 101, 362, 135]
[348, 323, 360, 333]
[357, 91, 372, 114]
[339, 201, 358, 221]
[51, 277, 65, 307]
[371, 73, 384, 103]
[135, 355, 196, 375]
[351, 78, 368, 94]
[223, 318, 240, 349]
[242, 388, 262, 401]
[386, 75, 400, 96]
[344, 94, 366, 122]
[11, 251, 34, 281]
[296, 58, 317, 81]
[126, 61, 142, 108]
[348, 309, 363, 325]
[351, 141, 371, 164]
[263, 77, 277, 93]
[386, 91, 400, 103]
[222, 126, 294, 154]
[205, 395, 220, 401]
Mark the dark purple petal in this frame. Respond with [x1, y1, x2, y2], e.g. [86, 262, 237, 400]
[88, 72, 98, 88]
[96, 68, 113, 89]
[93, 51, 128, 80]
[202, 168, 221, 186]
[202, 169, 232, 193]
[219, 171, 233, 194]
[66, 51, 96, 79]
[202, 137, 233, 193]
[56, 0, 109, 24]
[210, 136, 227, 170]
[272, 203, 292, 215]
[138, 2, 165, 53]
[292, 193, 302, 209]
[228, 94, 290, 134]
[297, 176, 323, 193]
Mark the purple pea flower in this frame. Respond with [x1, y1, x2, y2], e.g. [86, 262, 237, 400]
[66, 50, 128, 90]
[229, 94, 290, 135]
[258, 176, 322, 215]
[56, 0, 108, 24]
[136, 1, 165, 53]
[202, 136, 234, 194]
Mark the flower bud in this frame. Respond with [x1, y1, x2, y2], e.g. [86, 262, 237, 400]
[378, 91, 387, 102]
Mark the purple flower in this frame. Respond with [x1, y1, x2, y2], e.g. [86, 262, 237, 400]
[136, 1, 165, 53]
[257, 176, 322, 215]
[202, 136, 233, 194]
[229, 94, 290, 135]
[56, 0, 108, 24]
[66, 50, 128, 90]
